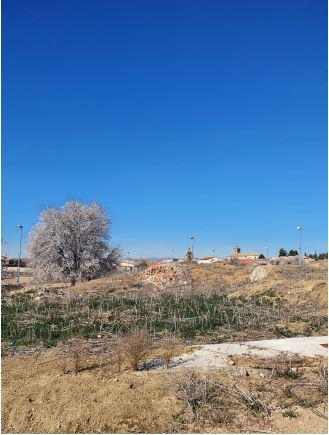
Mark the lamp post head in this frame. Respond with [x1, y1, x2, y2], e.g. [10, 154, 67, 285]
[297, 226, 302, 231]
[17, 224, 23, 229]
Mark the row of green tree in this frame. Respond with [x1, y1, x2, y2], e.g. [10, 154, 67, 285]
[278, 249, 299, 257]
[257, 249, 299, 259]
[258, 250, 328, 259]
[305, 252, 328, 260]
[277, 249, 328, 259]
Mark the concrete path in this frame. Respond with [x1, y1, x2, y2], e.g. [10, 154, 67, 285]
[173, 336, 328, 369]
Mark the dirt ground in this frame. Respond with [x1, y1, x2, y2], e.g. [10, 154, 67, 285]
[1, 345, 328, 433]
[2, 260, 327, 433]
[189, 261, 328, 305]
[1, 351, 180, 433]
[11, 260, 328, 304]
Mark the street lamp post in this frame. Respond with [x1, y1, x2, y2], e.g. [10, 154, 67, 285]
[16, 224, 23, 285]
[265, 246, 269, 259]
[297, 226, 302, 256]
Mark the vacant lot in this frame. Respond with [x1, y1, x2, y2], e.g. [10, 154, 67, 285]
[1, 261, 328, 433]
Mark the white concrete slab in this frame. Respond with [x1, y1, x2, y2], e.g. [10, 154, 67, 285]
[173, 336, 328, 369]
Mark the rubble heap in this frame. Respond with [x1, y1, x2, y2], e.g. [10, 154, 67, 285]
[140, 263, 190, 287]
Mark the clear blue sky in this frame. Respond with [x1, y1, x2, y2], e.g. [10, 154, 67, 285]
[2, 0, 328, 259]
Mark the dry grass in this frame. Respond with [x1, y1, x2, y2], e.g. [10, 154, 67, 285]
[1, 276, 31, 286]
[1, 352, 181, 434]
[69, 274, 143, 295]
[2, 261, 328, 433]
[2, 346, 328, 433]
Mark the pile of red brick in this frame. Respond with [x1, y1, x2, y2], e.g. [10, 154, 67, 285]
[140, 263, 189, 287]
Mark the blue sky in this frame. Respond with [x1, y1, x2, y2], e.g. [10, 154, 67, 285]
[2, 0, 328, 259]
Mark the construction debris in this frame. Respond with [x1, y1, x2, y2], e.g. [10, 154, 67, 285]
[139, 263, 191, 287]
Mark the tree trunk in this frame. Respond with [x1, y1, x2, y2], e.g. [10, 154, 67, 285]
[71, 277, 76, 286]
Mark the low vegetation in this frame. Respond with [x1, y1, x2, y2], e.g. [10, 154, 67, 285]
[3, 289, 320, 348]
[1, 260, 327, 433]
[3, 271, 327, 349]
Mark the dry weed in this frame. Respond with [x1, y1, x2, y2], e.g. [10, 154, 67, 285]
[174, 370, 213, 416]
[119, 328, 152, 371]
[317, 358, 328, 393]
[233, 383, 270, 416]
[159, 332, 181, 369]
[59, 338, 88, 375]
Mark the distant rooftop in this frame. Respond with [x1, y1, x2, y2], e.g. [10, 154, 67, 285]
[229, 252, 259, 257]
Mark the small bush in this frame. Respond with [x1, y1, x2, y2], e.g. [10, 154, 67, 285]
[120, 328, 152, 370]
[160, 332, 180, 369]
[174, 371, 211, 415]
[317, 358, 328, 393]
[173, 371, 270, 424]
[107, 334, 126, 373]
[271, 355, 304, 379]
[282, 409, 297, 418]
[60, 338, 88, 375]
[234, 383, 270, 416]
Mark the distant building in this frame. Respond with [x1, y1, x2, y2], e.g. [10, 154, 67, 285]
[226, 246, 259, 262]
[197, 256, 222, 264]
[118, 258, 159, 273]
[1, 256, 8, 266]
[6, 258, 28, 268]
[118, 261, 138, 273]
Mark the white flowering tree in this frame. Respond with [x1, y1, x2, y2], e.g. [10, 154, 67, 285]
[27, 200, 121, 285]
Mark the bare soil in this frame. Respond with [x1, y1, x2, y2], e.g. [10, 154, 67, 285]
[2, 260, 328, 433]
[2, 347, 327, 433]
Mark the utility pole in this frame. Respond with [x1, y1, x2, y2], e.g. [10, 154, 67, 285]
[16, 224, 23, 285]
